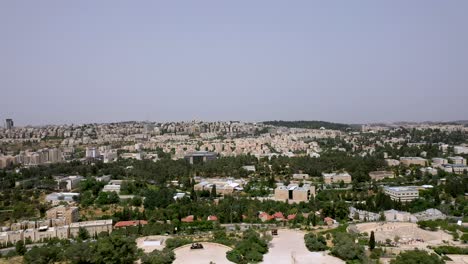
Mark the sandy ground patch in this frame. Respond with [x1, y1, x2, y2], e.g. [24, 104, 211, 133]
[174, 242, 234, 264]
[354, 222, 452, 248]
[447, 255, 468, 264]
[0, 256, 23, 264]
[136, 235, 168, 253]
[262, 229, 344, 264]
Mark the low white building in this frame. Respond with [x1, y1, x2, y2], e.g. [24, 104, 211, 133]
[454, 146, 468, 155]
[384, 209, 417, 222]
[448, 156, 467, 166]
[322, 172, 352, 184]
[55, 175, 84, 191]
[292, 173, 310, 180]
[431, 158, 448, 167]
[383, 186, 419, 202]
[443, 164, 468, 174]
[242, 165, 256, 172]
[420, 167, 438, 176]
[349, 207, 380, 221]
[45, 192, 80, 205]
[413, 208, 446, 221]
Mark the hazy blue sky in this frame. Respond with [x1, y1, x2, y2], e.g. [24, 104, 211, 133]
[1, 1, 467, 126]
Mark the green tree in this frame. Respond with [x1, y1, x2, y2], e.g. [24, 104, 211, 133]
[211, 184, 217, 198]
[92, 233, 140, 264]
[63, 241, 95, 264]
[144, 189, 174, 209]
[24, 245, 61, 264]
[226, 229, 269, 264]
[15, 240, 26, 255]
[461, 233, 468, 243]
[131, 196, 143, 207]
[331, 233, 365, 262]
[78, 227, 90, 240]
[369, 231, 376, 250]
[80, 190, 95, 206]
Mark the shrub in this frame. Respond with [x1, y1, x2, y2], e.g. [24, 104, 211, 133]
[141, 249, 175, 264]
[165, 237, 193, 250]
[304, 233, 328, 251]
[390, 249, 444, 264]
[433, 246, 468, 255]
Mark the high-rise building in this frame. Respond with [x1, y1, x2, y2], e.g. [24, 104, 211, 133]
[5, 119, 13, 129]
[85, 147, 100, 158]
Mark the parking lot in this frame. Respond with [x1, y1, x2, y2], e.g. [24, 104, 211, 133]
[173, 242, 234, 264]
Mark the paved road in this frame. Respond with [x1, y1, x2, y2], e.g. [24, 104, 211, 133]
[262, 229, 344, 264]
[0, 243, 45, 256]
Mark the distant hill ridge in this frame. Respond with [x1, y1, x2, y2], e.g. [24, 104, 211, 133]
[262, 120, 353, 131]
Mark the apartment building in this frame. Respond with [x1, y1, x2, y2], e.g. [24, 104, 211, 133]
[0, 220, 112, 245]
[46, 206, 79, 224]
[69, 220, 113, 238]
[443, 164, 468, 175]
[193, 178, 245, 195]
[400, 157, 427, 167]
[385, 159, 400, 167]
[292, 173, 310, 180]
[45, 192, 80, 205]
[5, 119, 14, 130]
[369, 171, 394, 181]
[0, 155, 16, 169]
[431, 158, 448, 167]
[85, 147, 100, 158]
[184, 151, 217, 164]
[274, 184, 315, 203]
[448, 156, 467, 166]
[14, 148, 63, 166]
[55, 175, 84, 191]
[102, 180, 125, 193]
[322, 172, 352, 184]
[383, 186, 419, 202]
[454, 146, 468, 155]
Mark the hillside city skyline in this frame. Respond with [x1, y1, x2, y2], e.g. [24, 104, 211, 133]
[2, 118, 468, 128]
[1, 2, 467, 263]
[2, 1, 468, 125]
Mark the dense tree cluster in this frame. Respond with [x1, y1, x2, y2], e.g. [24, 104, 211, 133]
[141, 248, 175, 264]
[226, 229, 270, 264]
[22, 233, 140, 264]
[433, 246, 468, 255]
[330, 233, 366, 262]
[390, 249, 444, 264]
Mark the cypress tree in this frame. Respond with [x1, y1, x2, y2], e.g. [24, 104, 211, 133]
[211, 184, 217, 198]
[369, 231, 376, 250]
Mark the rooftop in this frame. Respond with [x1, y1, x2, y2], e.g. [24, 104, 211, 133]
[384, 186, 418, 192]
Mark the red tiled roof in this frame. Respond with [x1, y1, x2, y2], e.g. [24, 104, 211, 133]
[207, 215, 218, 221]
[258, 212, 274, 221]
[181, 215, 194, 223]
[273, 212, 284, 219]
[114, 220, 148, 228]
[259, 212, 268, 217]
[287, 214, 296, 220]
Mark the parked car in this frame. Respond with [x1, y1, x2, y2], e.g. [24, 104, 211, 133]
[190, 243, 204, 249]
